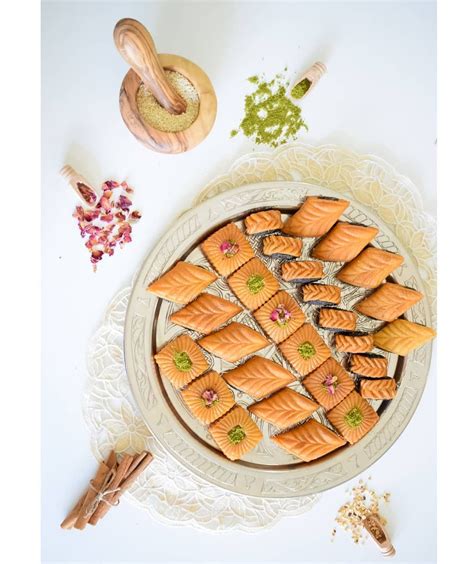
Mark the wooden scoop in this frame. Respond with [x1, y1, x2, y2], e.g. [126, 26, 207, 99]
[290, 62, 327, 101]
[362, 513, 396, 557]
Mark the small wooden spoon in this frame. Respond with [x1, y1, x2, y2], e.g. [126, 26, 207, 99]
[290, 62, 327, 101]
[362, 513, 396, 557]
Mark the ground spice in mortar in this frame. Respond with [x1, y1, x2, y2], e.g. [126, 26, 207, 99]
[136, 70, 200, 132]
[291, 77, 311, 99]
[231, 71, 308, 147]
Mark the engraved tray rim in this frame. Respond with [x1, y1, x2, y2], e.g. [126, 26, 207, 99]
[124, 181, 432, 498]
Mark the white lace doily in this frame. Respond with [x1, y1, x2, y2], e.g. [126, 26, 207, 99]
[83, 143, 436, 532]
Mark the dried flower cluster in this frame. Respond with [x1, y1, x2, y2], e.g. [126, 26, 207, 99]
[73, 180, 141, 270]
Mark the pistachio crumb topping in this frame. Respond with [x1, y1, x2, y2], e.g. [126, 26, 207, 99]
[298, 341, 316, 360]
[227, 424, 246, 445]
[173, 351, 193, 372]
[344, 407, 364, 428]
[247, 274, 265, 294]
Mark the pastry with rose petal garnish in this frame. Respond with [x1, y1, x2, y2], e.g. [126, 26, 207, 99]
[248, 387, 319, 429]
[244, 209, 283, 234]
[302, 284, 341, 306]
[311, 222, 379, 262]
[373, 319, 436, 356]
[355, 282, 423, 322]
[327, 391, 379, 445]
[228, 257, 279, 311]
[302, 357, 355, 410]
[170, 293, 242, 334]
[254, 290, 306, 344]
[281, 260, 324, 283]
[279, 323, 331, 376]
[262, 235, 302, 258]
[154, 334, 209, 388]
[350, 354, 388, 378]
[271, 419, 346, 462]
[360, 378, 397, 400]
[282, 196, 349, 238]
[181, 371, 235, 424]
[337, 247, 404, 288]
[222, 356, 296, 400]
[198, 322, 269, 363]
[318, 308, 357, 332]
[334, 333, 374, 353]
[147, 261, 217, 304]
[209, 405, 263, 461]
[201, 223, 255, 276]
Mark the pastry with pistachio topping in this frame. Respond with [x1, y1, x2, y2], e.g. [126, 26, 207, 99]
[201, 223, 254, 276]
[303, 357, 355, 410]
[181, 371, 235, 424]
[327, 391, 379, 444]
[279, 323, 331, 376]
[254, 290, 306, 343]
[228, 257, 279, 310]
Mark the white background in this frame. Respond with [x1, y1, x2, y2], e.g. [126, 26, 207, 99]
[42, 1, 436, 563]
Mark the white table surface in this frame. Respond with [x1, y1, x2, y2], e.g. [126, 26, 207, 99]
[42, 1, 436, 562]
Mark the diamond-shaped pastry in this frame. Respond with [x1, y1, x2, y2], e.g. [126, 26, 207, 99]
[198, 322, 269, 363]
[271, 419, 346, 462]
[327, 391, 379, 444]
[147, 261, 217, 304]
[334, 333, 374, 353]
[360, 378, 397, 400]
[254, 291, 306, 343]
[281, 260, 324, 283]
[303, 357, 355, 410]
[223, 356, 296, 399]
[318, 308, 357, 331]
[373, 319, 436, 356]
[312, 222, 378, 262]
[282, 196, 349, 238]
[170, 293, 242, 334]
[248, 388, 319, 429]
[337, 247, 404, 288]
[209, 405, 263, 460]
[262, 235, 302, 258]
[302, 284, 341, 305]
[279, 324, 331, 376]
[355, 282, 423, 322]
[244, 210, 283, 234]
[154, 334, 209, 388]
[350, 354, 388, 378]
[181, 371, 235, 424]
[228, 257, 279, 310]
[201, 223, 254, 276]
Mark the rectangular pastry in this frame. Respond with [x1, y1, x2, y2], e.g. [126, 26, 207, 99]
[147, 261, 217, 305]
[201, 223, 255, 276]
[262, 235, 302, 258]
[254, 290, 306, 343]
[337, 247, 404, 288]
[154, 334, 209, 388]
[271, 419, 346, 462]
[244, 209, 283, 234]
[228, 257, 279, 310]
[222, 356, 296, 399]
[302, 284, 341, 306]
[326, 391, 379, 444]
[356, 282, 423, 322]
[303, 357, 355, 410]
[282, 196, 349, 238]
[311, 222, 379, 262]
[373, 319, 436, 356]
[170, 293, 242, 334]
[248, 388, 319, 429]
[350, 354, 388, 378]
[209, 405, 263, 461]
[281, 260, 324, 283]
[279, 323, 331, 376]
[318, 308, 357, 331]
[334, 333, 374, 353]
[360, 378, 397, 400]
[181, 371, 235, 424]
[198, 322, 269, 363]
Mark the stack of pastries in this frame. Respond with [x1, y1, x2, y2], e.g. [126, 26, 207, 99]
[148, 197, 436, 463]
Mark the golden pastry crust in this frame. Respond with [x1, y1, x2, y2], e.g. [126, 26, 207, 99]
[244, 210, 283, 234]
[281, 260, 324, 282]
[337, 247, 404, 289]
[356, 282, 424, 322]
[181, 371, 235, 424]
[201, 223, 255, 276]
[198, 322, 269, 363]
[312, 222, 379, 262]
[170, 294, 242, 334]
[302, 284, 341, 305]
[222, 356, 296, 399]
[154, 334, 209, 388]
[373, 319, 436, 356]
[254, 291, 306, 344]
[335, 334, 374, 353]
[147, 261, 217, 305]
[279, 324, 331, 376]
[248, 388, 319, 429]
[209, 405, 263, 460]
[228, 257, 279, 311]
[271, 419, 346, 462]
[262, 235, 302, 257]
[318, 308, 357, 331]
[282, 196, 349, 238]
[327, 391, 379, 445]
[350, 354, 388, 378]
[360, 378, 397, 400]
[303, 357, 355, 410]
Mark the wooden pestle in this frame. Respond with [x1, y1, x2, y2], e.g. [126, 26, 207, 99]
[113, 18, 187, 115]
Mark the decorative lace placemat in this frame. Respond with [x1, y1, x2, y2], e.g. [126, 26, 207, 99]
[83, 143, 436, 532]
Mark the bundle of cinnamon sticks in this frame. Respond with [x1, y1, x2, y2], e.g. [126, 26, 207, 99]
[61, 450, 153, 530]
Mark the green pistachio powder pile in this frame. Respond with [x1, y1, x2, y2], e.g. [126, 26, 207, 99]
[231, 70, 308, 148]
